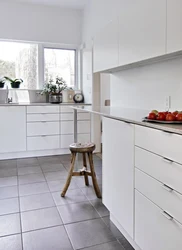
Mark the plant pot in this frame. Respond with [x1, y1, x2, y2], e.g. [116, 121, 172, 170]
[0, 83, 5, 88]
[49, 93, 62, 104]
[11, 82, 21, 88]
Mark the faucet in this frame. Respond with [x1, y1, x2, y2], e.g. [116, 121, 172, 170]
[5, 85, 12, 103]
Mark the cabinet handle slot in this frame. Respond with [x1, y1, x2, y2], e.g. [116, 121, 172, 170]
[162, 184, 174, 192]
[41, 135, 47, 137]
[161, 211, 173, 220]
[163, 157, 173, 163]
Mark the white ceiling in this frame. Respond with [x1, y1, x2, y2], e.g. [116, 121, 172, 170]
[4, 0, 88, 9]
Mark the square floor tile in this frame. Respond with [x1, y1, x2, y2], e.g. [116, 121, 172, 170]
[90, 200, 109, 217]
[52, 189, 87, 206]
[0, 160, 17, 169]
[17, 157, 39, 167]
[81, 186, 102, 200]
[19, 182, 49, 196]
[38, 156, 62, 164]
[118, 236, 134, 250]
[21, 207, 63, 232]
[0, 168, 17, 178]
[0, 176, 17, 188]
[66, 218, 115, 249]
[0, 234, 22, 250]
[102, 216, 123, 239]
[48, 180, 78, 192]
[18, 166, 42, 176]
[40, 163, 65, 173]
[59, 155, 72, 164]
[0, 198, 19, 215]
[0, 186, 18, 200]
[23, 226, 73, 250]
[57, 201, 100, 224]
[81, 241, 125, 250]
[44, 171, 68, 181]
[18, 173, 45, 185]
[20, 193, 55, 212]
[0, 213, 21, 237]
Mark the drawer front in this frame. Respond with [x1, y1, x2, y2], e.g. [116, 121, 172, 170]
[77, 112, 91, 121]
[27, 114, 59, 122]
[135, 125, 182, 165]
[78, 134, 91, 143]
[27, 106, 59, 114]
[60, 106, 73, 113]
[60, 121, 74, 135]
[60, 113, 74, 121]
[135, 168, 182, 225]
[78, 121, 91, 134]
[60, 134, 74, 148]
[27, 135, 59, 151]
[135, 190, 182, 250]
[27, 122, 59, 136]
[135, 146, 182, 195]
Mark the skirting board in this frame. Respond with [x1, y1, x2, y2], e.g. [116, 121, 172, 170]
[110, 213, 141, 250]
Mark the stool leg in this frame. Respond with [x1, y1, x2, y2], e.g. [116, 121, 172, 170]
[87, 152, 102, 198]
[61, 152, 76, 197]
[83, 153, 89, 186]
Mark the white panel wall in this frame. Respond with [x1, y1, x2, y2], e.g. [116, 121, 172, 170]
[0, 2, 82, 45]
[110, 56, 182, 110]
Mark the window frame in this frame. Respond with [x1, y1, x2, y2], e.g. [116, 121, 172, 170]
[0, 39, 79, 90]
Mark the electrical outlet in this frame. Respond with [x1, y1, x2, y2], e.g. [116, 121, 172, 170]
[165, 96, 171, 111]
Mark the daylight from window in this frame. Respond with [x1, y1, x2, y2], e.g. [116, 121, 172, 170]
[44, 48, 75, 88]
[0, 41, 38, 89]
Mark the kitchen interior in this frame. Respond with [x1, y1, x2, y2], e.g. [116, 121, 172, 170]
[0, 0, 182, 250]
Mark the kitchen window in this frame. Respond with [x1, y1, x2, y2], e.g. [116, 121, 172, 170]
[0, 41, 77, 89]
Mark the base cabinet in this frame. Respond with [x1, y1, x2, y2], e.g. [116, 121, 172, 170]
[102, 117, 134, 238]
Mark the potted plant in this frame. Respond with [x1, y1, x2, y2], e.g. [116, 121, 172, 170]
[0, 78, 5, 88]
[41, 77, 67, 103]
[4, 77, 23, 88]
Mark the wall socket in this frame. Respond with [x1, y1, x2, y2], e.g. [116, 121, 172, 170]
[165, 96, 171, 111]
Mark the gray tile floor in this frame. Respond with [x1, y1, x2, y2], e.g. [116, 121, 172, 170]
[0, 154, 134, 250]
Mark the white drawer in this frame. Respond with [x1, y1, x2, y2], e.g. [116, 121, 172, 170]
[60, 113, 74, 121]
[60, 134, 74, 149]
[27, 113, 59, 122]
[78, 134, 90, 143]
[135, 146, 182, 195]
[135, 168, 182, 225]
[135, 190, 182, 250]
[78, 121, 91, 134]
[135, 125, 182, 165]
[27, 122, 59, 136]
[61, 121, 74, 135]
[77, 112, 91, 121]
[27, 135, 59, 151]
[27, 106, 59, 114]
[60, 106, 73, 113]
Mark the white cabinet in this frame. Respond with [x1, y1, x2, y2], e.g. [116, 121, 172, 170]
[102, 117, 134, 238]
[0, 106, 26, 153]
[27, 135, 59, 151]
[135, 190, 182, 250]
[119, 0, 166, 65]
[167, 0, 182, 53]
[93, 18, 119, 72]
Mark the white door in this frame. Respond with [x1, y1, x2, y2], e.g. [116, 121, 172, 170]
[119, 0, 166, 65]
[93, 17, 119, 72]
[167, 0, 182, 53]
[102, 117, 134, 238]
[0, 106, 26, 153]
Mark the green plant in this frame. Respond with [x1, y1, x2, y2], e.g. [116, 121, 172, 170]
[41, 76, 67, 95]
[4, 76, 23, 84]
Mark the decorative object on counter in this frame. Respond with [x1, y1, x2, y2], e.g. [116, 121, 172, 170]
[4, 77, 23, 89]
[62, 88, 75, 103]
[41, 77, 67, 104]
[0, 78, 5, 88]
[73, 93, 84, 103]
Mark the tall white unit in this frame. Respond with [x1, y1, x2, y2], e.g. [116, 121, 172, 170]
[102, 117, 134, 238]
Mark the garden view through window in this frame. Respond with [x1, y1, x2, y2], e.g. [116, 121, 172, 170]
[0, 41, 76, 89]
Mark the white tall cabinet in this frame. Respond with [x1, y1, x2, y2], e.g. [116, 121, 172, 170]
[0, 106, 26, 153]
[102, 117, 134, 238]
[167, 0, 182, 53]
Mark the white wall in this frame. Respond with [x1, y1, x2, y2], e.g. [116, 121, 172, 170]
[0, 1, 82, 45]
[111, 57, 182, 110]
[100, 74, 110, 106]
[82, 49, 92, 103]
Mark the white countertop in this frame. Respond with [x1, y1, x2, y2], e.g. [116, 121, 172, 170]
[0, 102, 91, 106]
[71, 105, 182, 135]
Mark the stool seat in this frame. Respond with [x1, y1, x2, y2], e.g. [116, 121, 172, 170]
[70, 142, 95, 153]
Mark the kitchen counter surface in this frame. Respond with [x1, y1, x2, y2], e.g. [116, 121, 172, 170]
[71, 105, 182, 135]
[0, 102, 91, 106]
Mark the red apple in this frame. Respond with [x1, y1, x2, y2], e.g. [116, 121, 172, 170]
[166, 113, 176, 121]
[172, 111, 179, 116]
[157, 112, 166, 121]
[176, 113, 182, 121]
[148, 113, 156, 120]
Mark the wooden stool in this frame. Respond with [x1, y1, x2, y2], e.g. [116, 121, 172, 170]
[61, 142, 102, 198]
